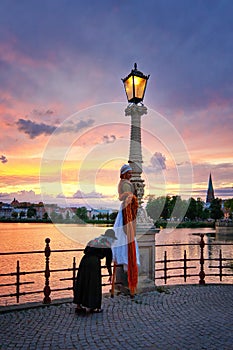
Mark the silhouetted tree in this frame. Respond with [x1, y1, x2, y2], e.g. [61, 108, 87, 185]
[196, 198, 205, 220]
[224, 198, 233, 219]
[209, 198, 224, 221]
[11, 211, 18, 219]
[185, 198, 197, 220]
[19, 211, 25, 219]
[109, 212, 118, 221]
[76, 207, 88, 222]
[66, 211, 70, 221]
[43, 212, 49, 221]
[146, 195, 166, 221]
[27, 206, 36, 218]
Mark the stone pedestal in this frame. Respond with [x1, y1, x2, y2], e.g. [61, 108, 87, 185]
[136, 207, 159, 292]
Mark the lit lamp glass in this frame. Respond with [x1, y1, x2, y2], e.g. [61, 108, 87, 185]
[122, 63, 150, 104]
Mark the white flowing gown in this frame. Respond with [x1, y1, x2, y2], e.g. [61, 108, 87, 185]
[112, 204, 140, 270]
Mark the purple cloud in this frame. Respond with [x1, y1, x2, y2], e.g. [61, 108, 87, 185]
[16, 119, 56, 139]
[1, 1, 232, 115]
[32, 109, 54, 117]
[145, 152, 167, 173]
[16, 118, 95, 139]
[72, 190, 103, 199]
[103, 135, 116, 144]
[65, 119, 95, 133]
[0, 155, 8, 164]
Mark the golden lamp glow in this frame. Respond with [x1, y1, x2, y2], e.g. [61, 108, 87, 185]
[122, 63, 150, 104]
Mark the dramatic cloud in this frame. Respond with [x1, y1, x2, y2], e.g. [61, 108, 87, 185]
[0, 155, 8, 164]
[151, 152, 167, 170]
[102, 135, 116, 144]
[0, 1, 232, 205]
[16, 118, 95, 139]
[145, 152, 167, 173]
[56, 191, 106, 200]
[32, 109, 54, 117]
[192, 162, 233, 184]
[16, 119, 56, 139]
[0, 192, 10, 200]
[192, 187, 233, 199]
[0, 190, 43, 202]
[72, 190, 104, 199]
[62, 119, 95, 133]
[215, 187, 233, 198]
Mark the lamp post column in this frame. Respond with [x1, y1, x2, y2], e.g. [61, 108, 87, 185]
[125, 104, 147, 207]
[125, 105, 157, 292]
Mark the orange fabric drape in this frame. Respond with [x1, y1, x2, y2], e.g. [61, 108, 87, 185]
[122, 194, 138, 296]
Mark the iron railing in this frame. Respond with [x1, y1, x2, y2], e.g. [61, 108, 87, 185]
[0, 237, 112, 306]
[155, 234, 233, 284]
[1, 234, 233, 306]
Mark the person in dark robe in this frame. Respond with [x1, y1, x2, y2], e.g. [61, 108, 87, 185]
[73, 228, 117, 314]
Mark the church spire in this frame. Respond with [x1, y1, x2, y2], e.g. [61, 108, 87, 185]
[206, 173, 215, 204]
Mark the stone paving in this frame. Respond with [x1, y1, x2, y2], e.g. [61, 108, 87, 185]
[0, 284, 233, 350]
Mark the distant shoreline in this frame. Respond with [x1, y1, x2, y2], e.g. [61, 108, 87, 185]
[0, 218, 215, 229]
[0, 218, 114, 225]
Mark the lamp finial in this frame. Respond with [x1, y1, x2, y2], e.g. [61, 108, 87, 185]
[134, 63, 137, 70]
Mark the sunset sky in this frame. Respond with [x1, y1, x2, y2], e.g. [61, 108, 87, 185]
[0, 0, 232, 210]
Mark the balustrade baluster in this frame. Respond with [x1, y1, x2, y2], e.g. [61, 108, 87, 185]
[199, 234, 205, 285]
[184, 250, 187, 282]
[219, 249, 222, 281]
[72, 257, 76, 291]
[43, 238, 51, 304]
[16, 260, 20, 303]
[164, 251, 167, 284]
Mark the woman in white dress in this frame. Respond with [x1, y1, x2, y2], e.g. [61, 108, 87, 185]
[112, 164, 140, 295]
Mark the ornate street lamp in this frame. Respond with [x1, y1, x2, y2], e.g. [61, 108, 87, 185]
[121, 63, 156, 292]
[122, 63, 150, 207]
[122, 63, 150, 105]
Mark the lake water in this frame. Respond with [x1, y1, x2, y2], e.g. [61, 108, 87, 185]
[0, 223, 233, 306]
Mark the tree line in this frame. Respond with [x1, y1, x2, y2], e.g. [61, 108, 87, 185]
[145, 195, 233, 222]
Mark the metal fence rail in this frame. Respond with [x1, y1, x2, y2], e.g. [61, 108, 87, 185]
[155, 234, 233, 284]
[0, 237, 112, 305]
[1, 234, 233, 306]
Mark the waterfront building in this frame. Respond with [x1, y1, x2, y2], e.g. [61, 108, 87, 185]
[0, 203, 13, 218]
